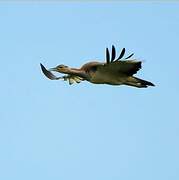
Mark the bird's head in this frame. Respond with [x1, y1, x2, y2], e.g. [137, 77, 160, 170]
[49, 64, 70, 74]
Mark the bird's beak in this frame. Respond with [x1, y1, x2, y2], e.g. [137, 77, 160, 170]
[48, 67, 57, 72]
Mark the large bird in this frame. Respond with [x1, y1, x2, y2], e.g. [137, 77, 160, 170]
[40, 45, 154, 88]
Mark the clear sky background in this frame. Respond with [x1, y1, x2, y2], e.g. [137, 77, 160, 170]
[0, 2, 179, 180]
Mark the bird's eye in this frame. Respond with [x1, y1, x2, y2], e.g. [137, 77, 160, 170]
[57, 65, 64, 68]
[57, 65, 68, 69]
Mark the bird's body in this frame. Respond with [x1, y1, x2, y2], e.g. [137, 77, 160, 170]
[81, 61, 124, 85]
[40, 45, 155, 88]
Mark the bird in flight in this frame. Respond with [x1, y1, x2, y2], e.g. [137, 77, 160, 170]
[40, 45, 154, 88]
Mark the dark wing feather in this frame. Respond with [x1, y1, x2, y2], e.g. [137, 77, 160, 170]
[115, 48, 126, 61]
[100, 60, 142, 76]
[125, 53, 134, 59]
[106, 48, 110, 64]
[120, 61, 142, 75]
[40, 63, 61, 80]
[111, 45, 116, 62]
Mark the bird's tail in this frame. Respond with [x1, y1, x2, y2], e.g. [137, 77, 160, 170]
[124, 77, 155, 88]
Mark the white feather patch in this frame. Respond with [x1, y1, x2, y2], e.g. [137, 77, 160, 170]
[69, 78, 75, 85]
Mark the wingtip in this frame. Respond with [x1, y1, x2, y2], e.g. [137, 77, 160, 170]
[40, 63, 44, 69]
[112, 44, 115, 49]
[40, 63, 58, 80]
[146, 81, 155, 87]
[150, 83, 155, 87]
[147, 80, 155, 87]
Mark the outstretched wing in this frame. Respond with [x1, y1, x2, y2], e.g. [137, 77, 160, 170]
[40, 63, 61, 80]
[106, 45, 134, 64]
[102, 60, 141, 76]
[103, 46, 141, 76]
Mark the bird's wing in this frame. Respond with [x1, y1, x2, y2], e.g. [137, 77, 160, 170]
[98, 60, 142, 76]
[102, 46, 141, 76]
[67, 75, 84, 85]
[80, 59, 141, 76]
[40, 63, 62, 80]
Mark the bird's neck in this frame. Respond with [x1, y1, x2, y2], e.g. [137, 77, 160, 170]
[67, 68, 89, 80]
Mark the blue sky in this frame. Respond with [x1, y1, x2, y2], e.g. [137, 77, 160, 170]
[0, 2, 179, 180]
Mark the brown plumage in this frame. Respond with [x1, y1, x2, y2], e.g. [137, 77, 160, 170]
[40, 45, 155, 88]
